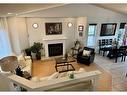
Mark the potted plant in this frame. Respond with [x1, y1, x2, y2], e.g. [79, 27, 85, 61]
[31, 42, 43, 60]
[25, 48, 31, 56]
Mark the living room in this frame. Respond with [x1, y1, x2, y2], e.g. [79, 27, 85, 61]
[0, 3, 127, 92]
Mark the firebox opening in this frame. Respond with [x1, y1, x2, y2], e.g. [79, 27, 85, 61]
[48, 43, 63, 57]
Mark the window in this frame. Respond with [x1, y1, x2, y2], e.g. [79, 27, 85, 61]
[87, 24, 97, 47]
[0, 19, 11, 59]
[119, 23, 126, 29]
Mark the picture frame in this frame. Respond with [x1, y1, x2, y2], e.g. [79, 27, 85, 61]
[45, 22, 62, 35]
[78, 25, 84, 31]
[79, 31, 83, 37]
[100, 23, 117, 36]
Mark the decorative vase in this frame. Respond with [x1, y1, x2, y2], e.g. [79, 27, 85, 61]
[68, 71, 74, 79]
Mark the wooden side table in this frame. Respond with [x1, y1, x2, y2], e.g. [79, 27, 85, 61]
[71, 47, 82, 58]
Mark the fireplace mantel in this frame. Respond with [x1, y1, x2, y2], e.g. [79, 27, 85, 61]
[42, 35, 67, 41]
[42, 35, 67, 57]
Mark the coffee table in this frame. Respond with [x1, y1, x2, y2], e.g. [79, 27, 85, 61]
[55, 56, 76, 73]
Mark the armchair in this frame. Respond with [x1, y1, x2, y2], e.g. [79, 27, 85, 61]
[0, 55, 32, 75]
[77, 47, 95, 66]
[17, 55, 32, 75]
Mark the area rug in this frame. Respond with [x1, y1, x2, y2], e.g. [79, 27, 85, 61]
[94, 54, 127, 86]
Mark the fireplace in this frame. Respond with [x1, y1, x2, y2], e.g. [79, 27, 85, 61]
[48, 43, 63, 57]
[42, 35, 67, 57]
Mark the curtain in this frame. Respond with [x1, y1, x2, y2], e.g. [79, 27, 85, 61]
[0, 18, 12, 59]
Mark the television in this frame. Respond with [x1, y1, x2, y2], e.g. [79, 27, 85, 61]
[100, 23, 117, 36]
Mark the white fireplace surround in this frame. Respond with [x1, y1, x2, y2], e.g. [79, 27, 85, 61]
[42, 36, 67, 57]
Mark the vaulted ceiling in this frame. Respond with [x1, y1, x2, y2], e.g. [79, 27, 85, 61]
[94, 4, 127, 15]
[0, 4, 65, 17]
[0, 4, 127, 17]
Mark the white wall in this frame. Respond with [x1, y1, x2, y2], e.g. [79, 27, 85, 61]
[20, 4, 127, 20]
[8, 4, 127, 53]
[76, 17, 87, 46]
[19, 4, 127, 51]
[26, 17, 77, 50]
[16, 18, 29, 50]
[62, 18, 76, 50]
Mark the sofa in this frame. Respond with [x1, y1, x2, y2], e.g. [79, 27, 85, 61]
[77, 47, 95, 66]
[17, 55, 32, 75]
[0, 55, 32, 75]
[6, 69, 101, 91]
[0, 55, 32, 91]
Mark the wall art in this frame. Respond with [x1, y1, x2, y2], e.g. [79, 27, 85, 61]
[45, 22, 62, 35]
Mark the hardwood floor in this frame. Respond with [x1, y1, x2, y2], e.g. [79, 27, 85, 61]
[31, 58, 112, 91]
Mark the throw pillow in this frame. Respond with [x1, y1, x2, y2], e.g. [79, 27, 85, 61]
[47, 72, 59, 80]
[18, 61, 26, 69]
[17, 54, 27, 69]
[17, 54, 25, 61]
[83, 50, 91, 56]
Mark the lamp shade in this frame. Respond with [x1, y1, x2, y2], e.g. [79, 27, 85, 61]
[0, 56, 18, 72]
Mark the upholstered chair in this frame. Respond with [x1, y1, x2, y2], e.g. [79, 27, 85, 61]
[77, 47, 95, 66]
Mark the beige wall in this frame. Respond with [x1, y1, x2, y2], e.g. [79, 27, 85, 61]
[76, 17, 87, 46]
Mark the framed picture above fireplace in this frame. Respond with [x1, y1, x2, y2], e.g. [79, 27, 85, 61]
[45, 22, 62, 35]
